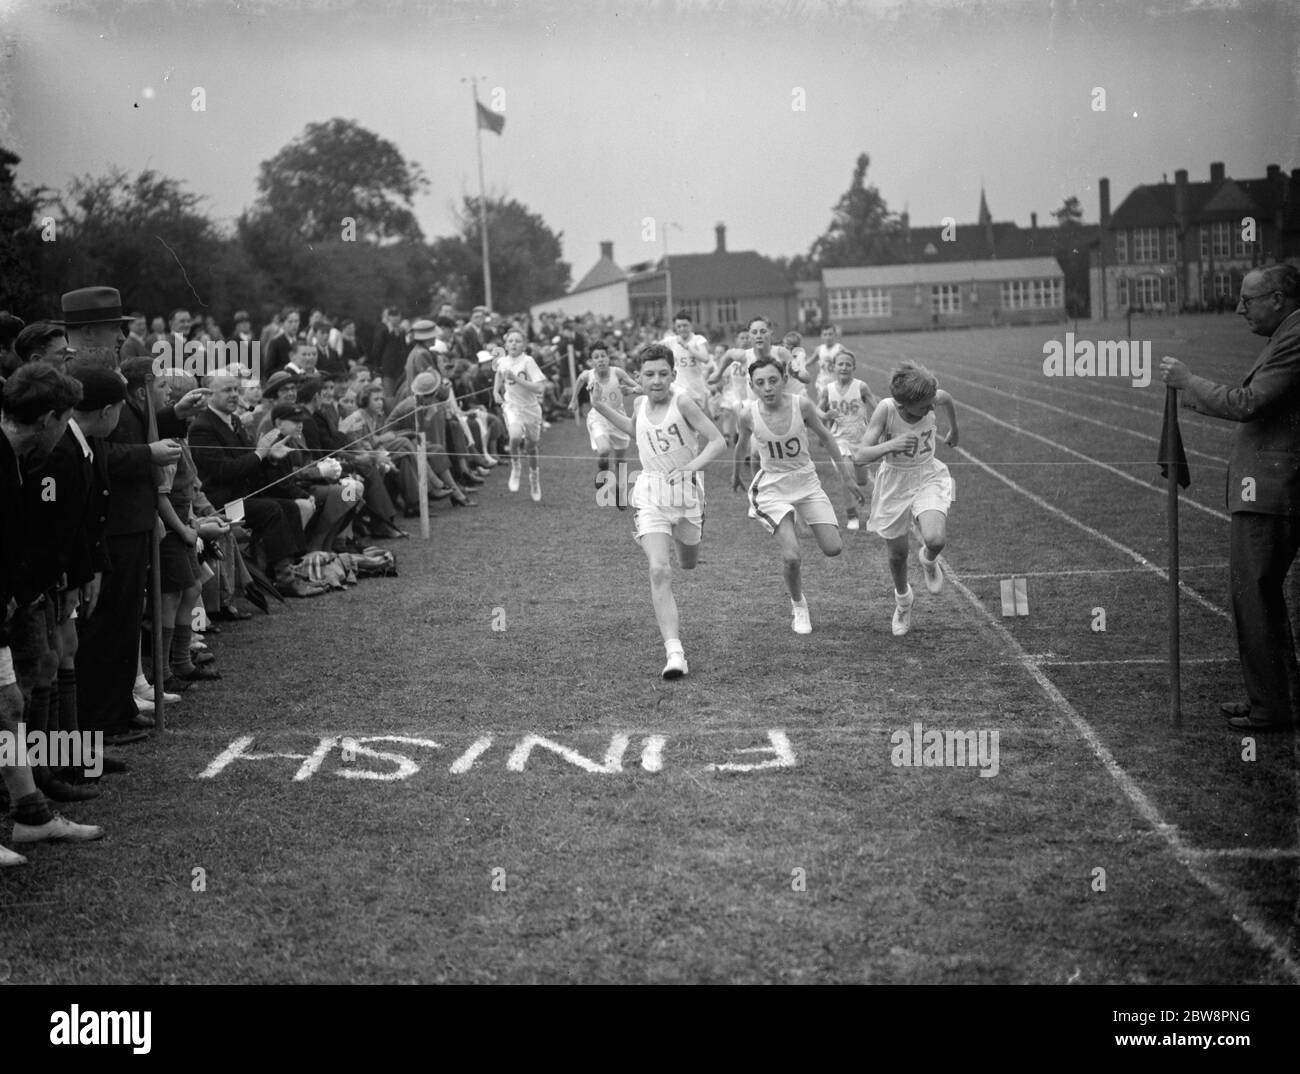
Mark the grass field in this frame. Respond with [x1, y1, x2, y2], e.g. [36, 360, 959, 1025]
[2, 314, 1297, 985]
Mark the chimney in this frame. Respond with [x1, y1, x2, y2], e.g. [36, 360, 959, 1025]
[1291, 168, 1300, 185]
[1099, 177, 1110, 227]
[1175, 168, 1188, 221]
[599, 240, 613, 260]
[715, 223, 726, 253]
[1210, 162, 1225, 184]
[1030, 212, 1038, 231]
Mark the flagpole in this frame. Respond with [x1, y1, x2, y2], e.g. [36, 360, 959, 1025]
[1165, 385, 1181, 721]
[470, 78, 493, 311]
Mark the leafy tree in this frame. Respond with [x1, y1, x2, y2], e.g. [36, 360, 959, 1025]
[36, 166, 252, 319]
[1052, 195, 1085, 229]
[248, 118, 429, 244]
[0, 146, 50, 317]
[431, 195, 570, 314]
[808, 153, 906, 267]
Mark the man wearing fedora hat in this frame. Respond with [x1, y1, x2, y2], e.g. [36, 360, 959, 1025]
[55, 286, 134, 369]
[396, 319, 441, 401]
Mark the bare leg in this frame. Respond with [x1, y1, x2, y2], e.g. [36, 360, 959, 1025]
[773, 514, 803, 603]
[640, 532, 680, 643]
[886, 533, 910, 594]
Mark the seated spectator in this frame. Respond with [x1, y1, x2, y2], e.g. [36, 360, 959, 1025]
[396, 320, 440, 401]
[386, 372, 476, 509]
[339, 383, 450, 515]
[186, 373, 324, 598]
[260, 401, 362, 553]
[250, 370, 298, 438]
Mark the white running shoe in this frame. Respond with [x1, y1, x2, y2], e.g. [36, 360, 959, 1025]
[508, 462, 521, 492]
[792, 601, 812, 634]
[135, 684, 181, 707]
[529, 470, 541, 502]
[11, 813, 105, 844]
[661, 651, 688, 679]
[892, 586, 914, 637]
[0, 844, 28, 867]
[920, 548, 944, 594]
[846, 516, 861, 531]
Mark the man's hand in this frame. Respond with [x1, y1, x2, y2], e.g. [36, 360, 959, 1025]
[890, 434, 919, 456]
[58, 587, 80, 623]
[255, 429, 281, 460]
[1160, 356, 1191, 390]
[196, 518, 229, 540]
[173, 387, 211, 420]
[267, 439, 292, 461]
[179, 524, 198, 547]
[944, 430, 959, 448]
[81, 572, 102, 618]
[149, 438, 182, 465]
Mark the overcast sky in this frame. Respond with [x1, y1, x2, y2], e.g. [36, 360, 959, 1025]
[1, 0, 1297, 290]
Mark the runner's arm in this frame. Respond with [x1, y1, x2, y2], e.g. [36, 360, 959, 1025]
[936, 388, 959, 447]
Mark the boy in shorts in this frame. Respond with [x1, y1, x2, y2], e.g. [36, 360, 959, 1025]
[817, 349, 877, 530]
[733, 353, 864, 634]
[493, 329, 546, 501]
[590, 344, 725, 679]
[853, 361, 959, 636]
[570, 340, 640, 504]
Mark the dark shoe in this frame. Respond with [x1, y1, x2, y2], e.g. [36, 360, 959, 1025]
[430, 486, 455, 500]
[1226, 713, 1295, 732]
[1219, 701, 1251, 718]
[214, 604, 253, 621]
[197, 621, 221, 635]
[191, 650, 216, 667]
[103, 729, 150, 746]
[179, 665, 222, 682]
[129, 711, 155, 729]
[160, 676, 193, 694]
[243, 586, 270, 614]
[458, 474, 485, 487]
[42, 778, 102, 802]
[277, 578, 330, 598]
[450, 492, 478, 508]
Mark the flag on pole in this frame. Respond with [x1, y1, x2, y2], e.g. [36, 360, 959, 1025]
[476, 101, 505, 135]
[1157, 386, 1190, 488]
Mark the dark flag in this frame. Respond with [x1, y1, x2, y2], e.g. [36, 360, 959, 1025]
[476, 101, 505, 135]
[1158, 385, 1190, 488]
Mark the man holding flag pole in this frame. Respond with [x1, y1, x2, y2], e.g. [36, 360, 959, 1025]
[1160, 263, 1300, 732]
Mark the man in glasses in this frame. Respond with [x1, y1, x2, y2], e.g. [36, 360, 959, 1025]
[1160, 263, 1300, 731]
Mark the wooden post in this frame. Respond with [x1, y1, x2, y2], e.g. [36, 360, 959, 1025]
[416, 431, 431, 541]
[567, 343, 579, 423]
[144, 385, 165, 733]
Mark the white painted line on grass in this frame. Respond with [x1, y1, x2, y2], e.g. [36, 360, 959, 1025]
[958, 565, 1228, 580]
[1028, 657, 1237, 667]
[907, 365, 1230, 466]
[941, 561, 1300, 982]
[1187, 847, 1300, 861]
[954, 398, 1232, 523]
[954, 445, 1232, 623]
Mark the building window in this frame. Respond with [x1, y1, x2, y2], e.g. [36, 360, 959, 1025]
[1168, 276, 1178, 306]
[931, 284, 961, 314]
[827, 287, 891, 319]
[1213, 271, 1233, 299]
[1000, 278, 1063, 310]
[1117, 277, 1130, 308]
[1234, 226, 1251, 258]
[1165, 226, 1177, 261]
[1132, 227, 1161, 263]
[634, 299, 664, 324]
[1211, 221, 1232, 259]
[714, 298, 738, 324]
[676, 299, 704, 324]
[1116, 232, 1128, 264]
[1136, 276, 1163, 309]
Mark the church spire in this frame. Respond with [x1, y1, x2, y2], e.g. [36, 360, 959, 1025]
[979, 184, 995, 258]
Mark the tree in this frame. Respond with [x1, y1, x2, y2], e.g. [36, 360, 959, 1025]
[248, 118, 429, 245]
[0, 146, 50, 317]
[36, 166, 252, 319]
[431, 195, 571, 314]
[808, 153, 906, 268]
[1052, 195, 1084, 229]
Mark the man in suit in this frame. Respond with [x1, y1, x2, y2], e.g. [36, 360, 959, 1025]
[370, 306, 406, 411]
[119, 314, 150, 360]
[187, 372, 323, 597]
[1161, 263, 1300, 731]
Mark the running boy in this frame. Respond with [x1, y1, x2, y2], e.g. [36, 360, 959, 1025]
[707, 329, 752, 446]
[807, 323, 844, 402]
[853, 361, 959, 636]
[817, 349, 878, 530]
[663, 310, 712, 411]
[493, 329, 546, 501]
[732, 353, 864, 634]
[590, 344, 726, 679]
[570, 340, 640, 502]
